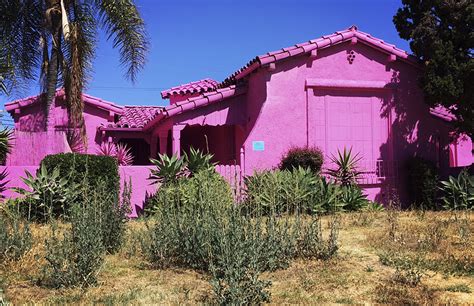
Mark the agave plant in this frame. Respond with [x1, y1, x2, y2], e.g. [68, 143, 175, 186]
[115, 143, 134, 166]
[14, 164, 78, 221]
[184, 147, 216, 176]
[327, 147, 363, 186]
[149, 153, 185, 185]
[439, 170, 474, 210]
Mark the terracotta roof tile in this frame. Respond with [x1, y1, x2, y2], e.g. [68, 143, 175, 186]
[161, 78, 219, 99]
[106, 106, 163, 128]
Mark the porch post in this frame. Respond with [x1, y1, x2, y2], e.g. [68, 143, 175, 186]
[150, 136, 158, 160]
[172, 125, 185, 157]
[158, 131, 168, 156]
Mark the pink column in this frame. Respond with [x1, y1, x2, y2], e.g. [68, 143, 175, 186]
[158, 131, 168, 156]
[150, 136, 158, 160]
[172, 126, 185, 157]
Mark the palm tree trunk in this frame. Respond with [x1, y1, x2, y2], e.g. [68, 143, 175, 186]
[44, 1, 62, 130]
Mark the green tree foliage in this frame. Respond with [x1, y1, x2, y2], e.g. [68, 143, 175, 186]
[0, 0, 149, 133]
[393, 0, 474, 137]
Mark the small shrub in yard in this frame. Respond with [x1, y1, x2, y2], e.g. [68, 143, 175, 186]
[0, 212, 32, 261]
[439, 169, 474, 210]
[279, 146, 324, 174]
[40, 153, 120, 198]
[406, 157, 439, 209]
[339, 184, 369, 211]
[327, 147, 363, 187]
[14, 164, 79, 222]
[41, 188, 105, 288]
[141, 170, 341, 304]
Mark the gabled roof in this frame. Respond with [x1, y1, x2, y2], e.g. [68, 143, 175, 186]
[220, 25, 418, 87]
[5, 89, 124, 114]
[144, 85, 246, 131]
[161, 78, 219, 99]
[104, 106, 163, 129]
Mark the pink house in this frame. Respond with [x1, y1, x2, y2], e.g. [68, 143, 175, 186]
[3, 26, 472, 209]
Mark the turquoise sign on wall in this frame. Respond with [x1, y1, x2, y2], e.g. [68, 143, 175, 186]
[252, 141, 265, 151]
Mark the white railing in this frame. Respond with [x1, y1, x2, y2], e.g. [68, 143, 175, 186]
[323, 160, 398, 185]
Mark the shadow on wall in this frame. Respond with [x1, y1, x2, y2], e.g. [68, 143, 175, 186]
[376, 66, 450, 206]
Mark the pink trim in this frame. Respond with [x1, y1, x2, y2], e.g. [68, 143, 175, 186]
[306, 78, 390, 90]
[221, 26, 420, 87]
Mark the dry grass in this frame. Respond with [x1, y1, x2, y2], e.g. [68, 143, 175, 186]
[1, 211, 473, 304]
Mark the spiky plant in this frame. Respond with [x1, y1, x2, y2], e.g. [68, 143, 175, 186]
[184, 147, 216, 176]
[149, 154, 185, 185]
[115, 142, 134, 166]
[0, 0, 149, 134]
[0, 128, 13, 164]
[327, 147, 363, 187]
[96, 141, 116, 157]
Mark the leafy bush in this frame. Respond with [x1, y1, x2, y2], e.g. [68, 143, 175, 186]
[0, 168, 9, 199]
[41, 187, 105, 288]
[327, 147, 362, 186]
[40, 153, 120, 198]
[0, 213, 32, 261]
[340, 185, 369, 211]
[244, 168, 317, 215]
[406, 157, 439, 209]
[95, 179, 131, 253]
[280, 146, 324, 174]
[439, 169, 474, 210]
[15, 164, 79, 222]
[141, 170, 340, 304]
[312, 176, 343, 213]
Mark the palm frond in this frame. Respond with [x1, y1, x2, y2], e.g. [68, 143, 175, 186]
[96, 0, 149, 82]
[0, 0, 43, 93]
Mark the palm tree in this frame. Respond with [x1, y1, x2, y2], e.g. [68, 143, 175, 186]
[0, 0, 148, 133]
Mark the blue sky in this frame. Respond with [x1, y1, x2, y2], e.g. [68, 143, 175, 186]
[1, 0, 409, 108]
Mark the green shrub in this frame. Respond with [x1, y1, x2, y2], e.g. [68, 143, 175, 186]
[41, 187, 105, 288]
[95, 179, 131, 253]
[141, 170, 340, 304]
[0, 213, 32, 261]
[40, 153, 119, 197]
[244, 168, 317, 215]
[280, 146, 324, 174]
[312, 176, 343, 213]
[439, 169, 474, 210]
[406, 157, 439, 209]
[340, 184, 369, 211]
[14, 164, 79, 222]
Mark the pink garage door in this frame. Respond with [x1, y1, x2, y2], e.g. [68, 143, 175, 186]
[309, 90, 390, 166]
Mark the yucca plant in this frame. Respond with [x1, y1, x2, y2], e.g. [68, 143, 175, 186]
[115, 143, 134, 166]
[96, 141, 116, 156]
[149, 153, 185, 185]
[327, 147, 363, 186]
[184, 147, 216, 176]
[439, 170, 474, 210]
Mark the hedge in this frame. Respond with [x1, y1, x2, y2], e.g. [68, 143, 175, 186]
[40, 153, 120, 195]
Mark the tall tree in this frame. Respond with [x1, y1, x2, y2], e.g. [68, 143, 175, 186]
[0, 0, 148, 134]
[393, 0, 474, 138]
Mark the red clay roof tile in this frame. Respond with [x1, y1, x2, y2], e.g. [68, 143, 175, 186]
[161, 78, 218, 99]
